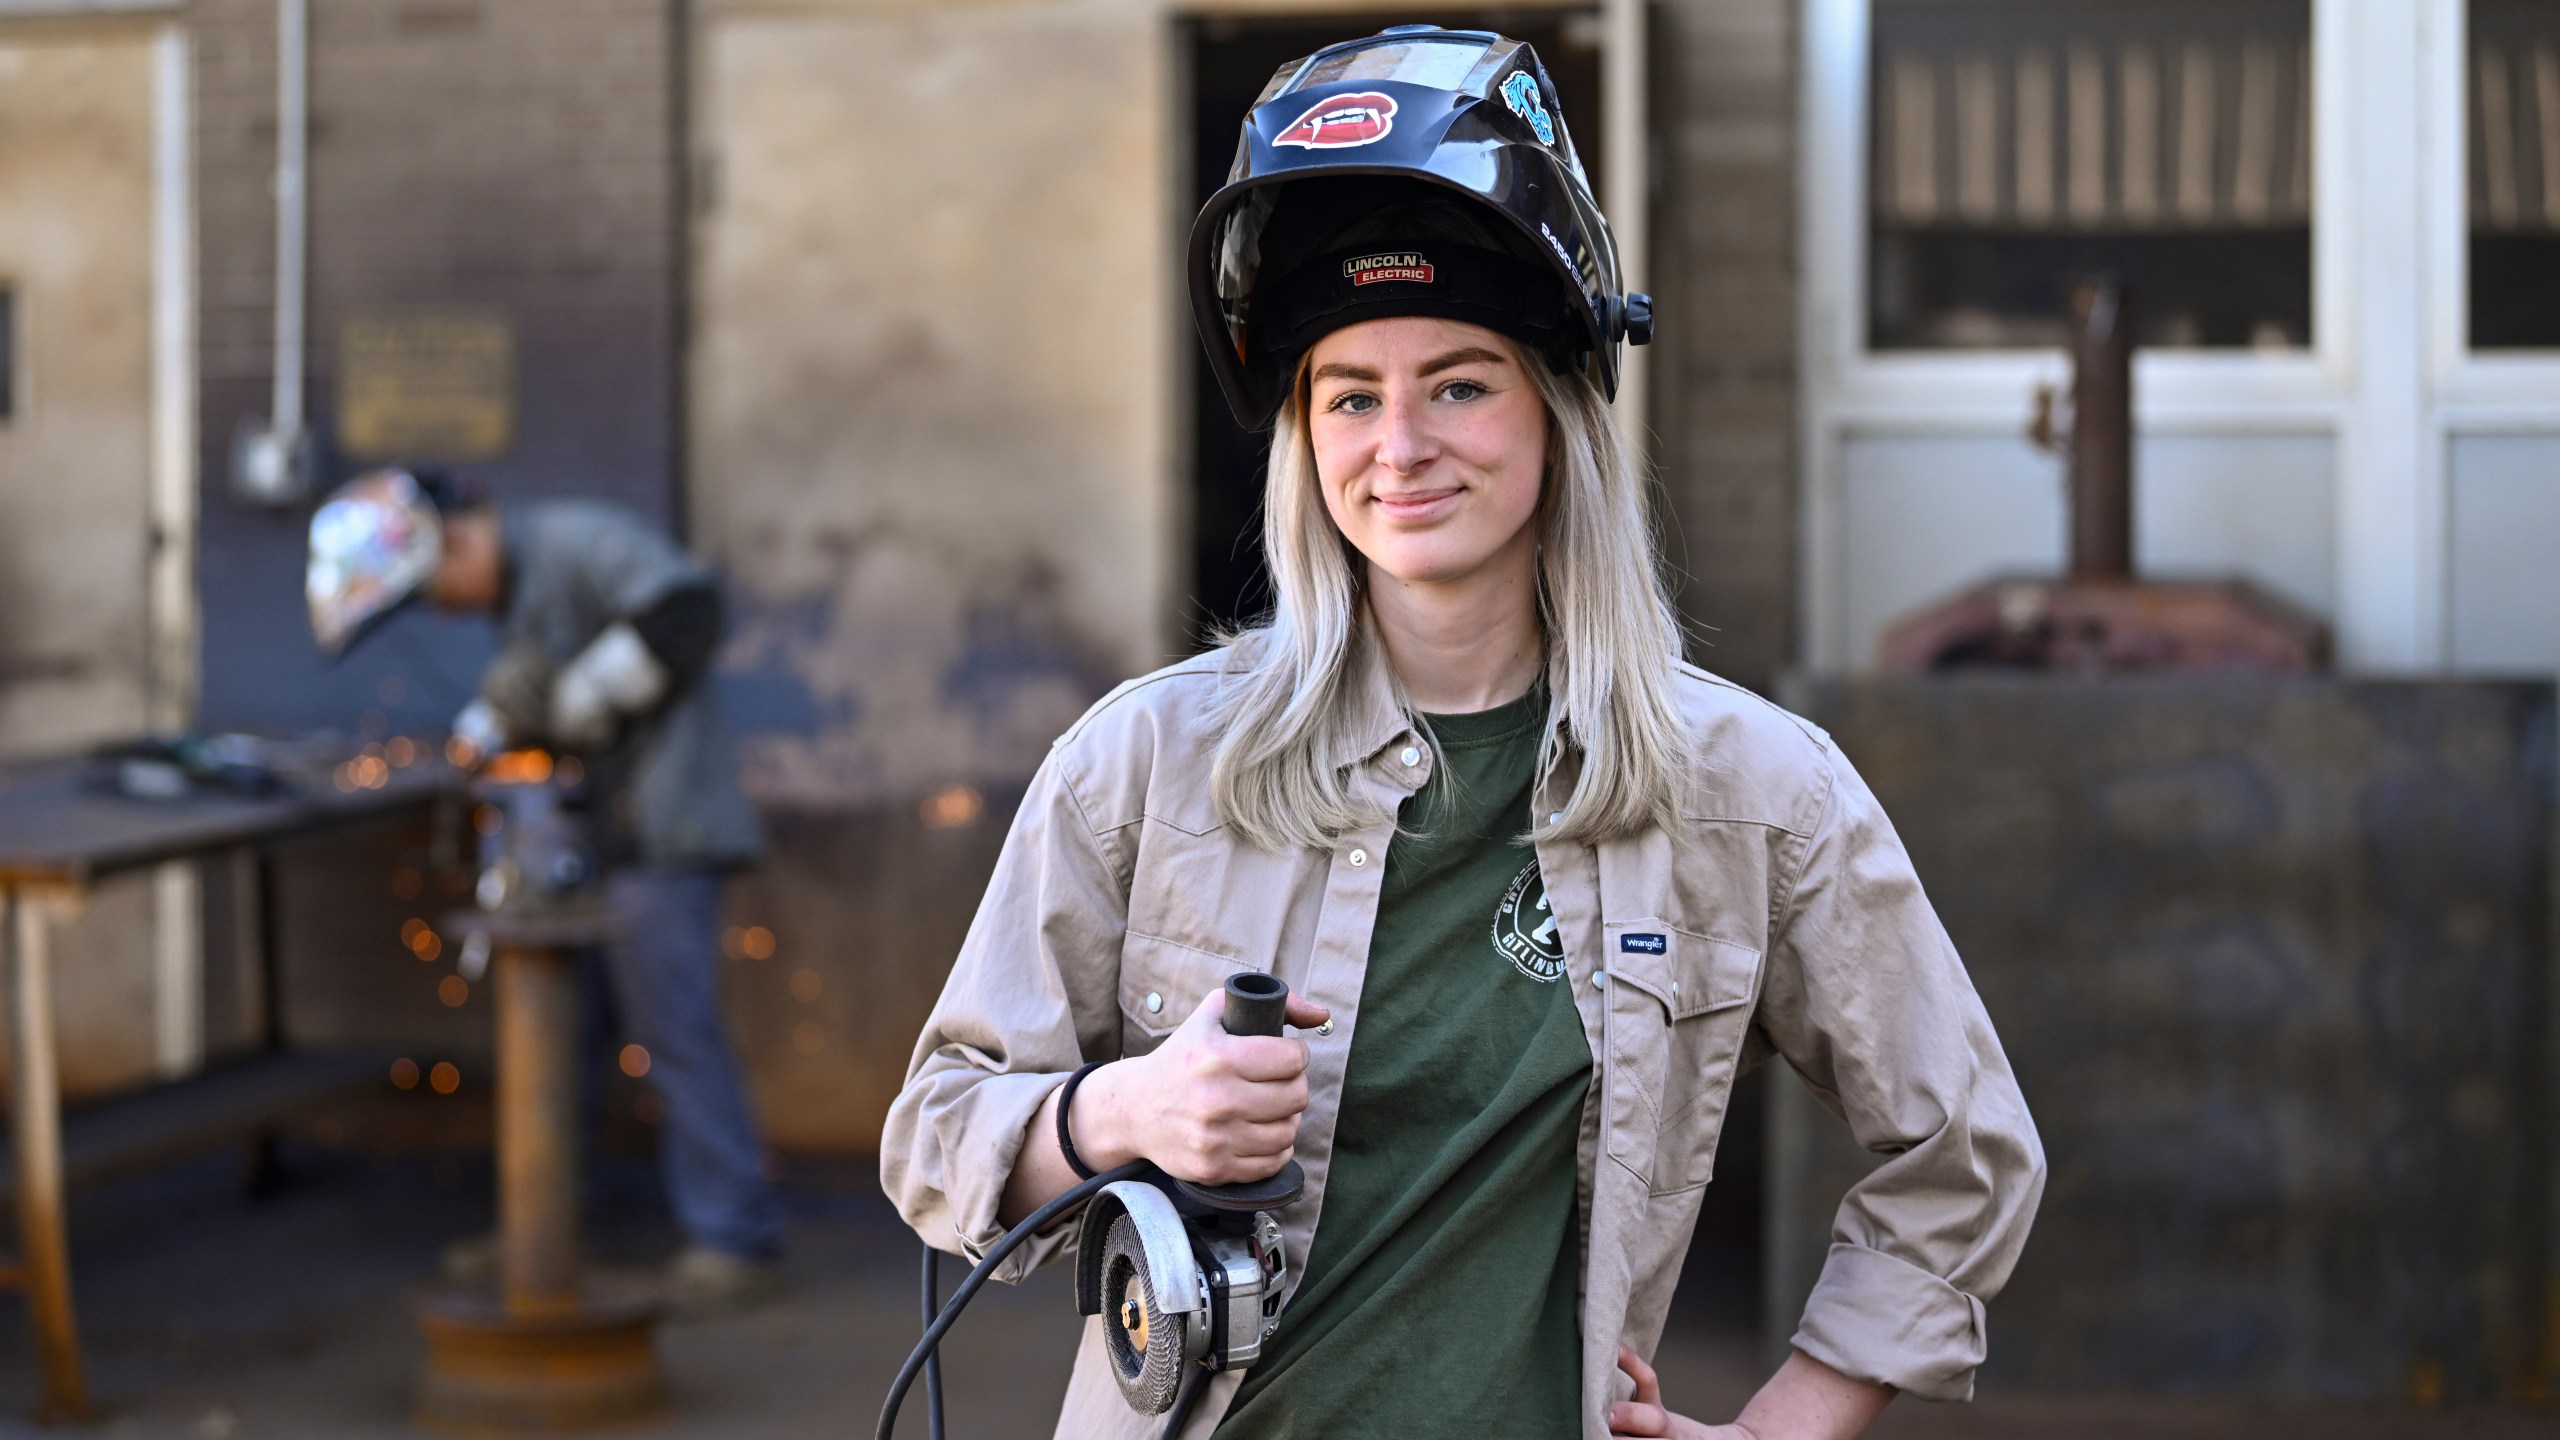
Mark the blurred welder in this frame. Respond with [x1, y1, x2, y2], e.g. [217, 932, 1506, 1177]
[307, 469, 783, 1312]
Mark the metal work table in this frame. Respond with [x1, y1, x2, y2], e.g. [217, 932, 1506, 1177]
[0, 751, 454, 1420]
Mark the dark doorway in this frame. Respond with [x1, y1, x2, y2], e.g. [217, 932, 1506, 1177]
[1179, 11, 1607, 646]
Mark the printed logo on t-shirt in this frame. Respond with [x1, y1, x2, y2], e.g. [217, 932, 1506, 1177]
[1493, 860, 1567, 982]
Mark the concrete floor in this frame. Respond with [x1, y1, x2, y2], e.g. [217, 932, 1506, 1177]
[0, 1131, 2546, 1440]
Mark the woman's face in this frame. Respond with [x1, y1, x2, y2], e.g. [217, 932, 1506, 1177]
[1304, 316, 1548, 592]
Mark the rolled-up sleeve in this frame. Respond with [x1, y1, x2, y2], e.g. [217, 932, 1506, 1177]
[1757, 746, 2046, 1401]
[880, 743, 1131, 1283]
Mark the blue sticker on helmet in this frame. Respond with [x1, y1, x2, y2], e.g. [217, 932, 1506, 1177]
[1501, 71, 1556, 146]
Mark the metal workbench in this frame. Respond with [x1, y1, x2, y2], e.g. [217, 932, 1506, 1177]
[0, 750, 454, 1420]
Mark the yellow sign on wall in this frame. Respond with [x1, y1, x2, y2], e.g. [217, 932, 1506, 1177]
[337, 310, 514, 461]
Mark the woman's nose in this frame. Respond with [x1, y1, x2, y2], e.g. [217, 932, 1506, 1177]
[1373, 396, 1438, 473]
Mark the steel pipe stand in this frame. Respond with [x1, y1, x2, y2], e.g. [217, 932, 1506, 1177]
[413, 1272, 667, 1434]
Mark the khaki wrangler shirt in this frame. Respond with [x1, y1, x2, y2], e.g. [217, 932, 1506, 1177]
[882, 645, 2045, 1439]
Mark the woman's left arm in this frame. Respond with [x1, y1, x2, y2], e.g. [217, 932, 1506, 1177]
[1744, 744, 2049, 1404]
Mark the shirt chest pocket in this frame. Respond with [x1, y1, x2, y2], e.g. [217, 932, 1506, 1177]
[1116, 931, 1260, 1056]
[1600, 920, 1763, 1196]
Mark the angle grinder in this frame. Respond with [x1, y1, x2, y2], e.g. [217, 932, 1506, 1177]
[878, 971, 1309, 1439]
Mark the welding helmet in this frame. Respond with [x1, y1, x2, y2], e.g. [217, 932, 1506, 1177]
[306, 468, 444, 658]
[1190, 25, 1651, 431]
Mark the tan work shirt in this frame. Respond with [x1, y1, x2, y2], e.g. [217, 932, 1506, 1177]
[882, 644, 2045, 1439]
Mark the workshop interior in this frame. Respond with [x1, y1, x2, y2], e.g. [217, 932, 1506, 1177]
[0, 0, 2556, 1436]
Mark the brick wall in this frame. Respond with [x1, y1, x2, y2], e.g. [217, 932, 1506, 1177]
[191, 0, 682, 736]
[1655, 0, 1800, 694]
[188, 0, 685, 1075]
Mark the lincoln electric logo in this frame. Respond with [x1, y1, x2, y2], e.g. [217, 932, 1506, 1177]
[1344, 252, 1434, 286]
[1275, 90, 1399, 149]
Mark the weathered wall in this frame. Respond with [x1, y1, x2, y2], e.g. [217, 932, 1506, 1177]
[1654, 0, 1798, 694]
[0, 19, 190, 1104]
[1772, 676, 2554, 1400]
[688, 0, 1177, 1150]
[0, 22, 157, 757]
[692, 0, 1172, 808]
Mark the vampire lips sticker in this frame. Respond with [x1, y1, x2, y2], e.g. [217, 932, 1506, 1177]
[1275, 91, 1399, 149]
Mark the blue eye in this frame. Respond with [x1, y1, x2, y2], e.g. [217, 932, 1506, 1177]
[1440, 380, 1487, 402]
[1328, 391, 1379, 414]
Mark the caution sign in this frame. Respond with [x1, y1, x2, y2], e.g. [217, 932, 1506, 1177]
[336, 310, 514, 462]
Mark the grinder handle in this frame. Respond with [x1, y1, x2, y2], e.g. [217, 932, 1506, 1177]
[1178, 970, 1307, 1214]
[1222, 972, 1289, 1038]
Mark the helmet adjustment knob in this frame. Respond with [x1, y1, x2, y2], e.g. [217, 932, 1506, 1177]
[1624, 292, 1655, 346]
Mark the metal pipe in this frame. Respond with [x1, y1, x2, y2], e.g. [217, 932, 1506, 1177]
[496, 941, 581, 1312]
[273, 0, 307, 442]
[2066, 276, 2134, 582]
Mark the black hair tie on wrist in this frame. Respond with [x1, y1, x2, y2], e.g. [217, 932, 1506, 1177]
[1055, 1060, 1109, 1181]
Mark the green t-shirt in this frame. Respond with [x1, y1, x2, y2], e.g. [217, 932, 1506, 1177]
[1215, 685, 1593, 1439]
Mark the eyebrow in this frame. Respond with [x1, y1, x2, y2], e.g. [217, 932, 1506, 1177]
[1310, 346, 1513, 384]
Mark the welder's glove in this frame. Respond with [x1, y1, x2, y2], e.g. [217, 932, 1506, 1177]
[549, 621, 671, 751]
[450, 698, 511, 760]
[477, 637, 558, 748]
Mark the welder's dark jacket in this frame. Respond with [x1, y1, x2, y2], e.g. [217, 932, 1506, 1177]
[882, 637, 2045, 1439]
[493, 502, 763, 867]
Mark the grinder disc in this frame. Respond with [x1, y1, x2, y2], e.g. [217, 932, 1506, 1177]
[1099, 1211, 1189, 1415]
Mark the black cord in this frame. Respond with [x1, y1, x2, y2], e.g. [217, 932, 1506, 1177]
[1159, 1366, 1212, 1438]
[877, 1162, 1146, 1440]
[920, 1246, 946, 1440]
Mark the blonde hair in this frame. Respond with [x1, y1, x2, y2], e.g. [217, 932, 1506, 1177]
[1208, 342, 1693, 852]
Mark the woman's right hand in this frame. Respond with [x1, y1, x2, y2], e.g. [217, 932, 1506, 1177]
[1078, 986, 1330, 1185]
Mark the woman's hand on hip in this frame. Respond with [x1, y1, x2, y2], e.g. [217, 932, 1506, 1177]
[1078, 986, 1330, 1185]
[1610, 1346, 1735, 1439]
[1614, 1343, 1893, 1440]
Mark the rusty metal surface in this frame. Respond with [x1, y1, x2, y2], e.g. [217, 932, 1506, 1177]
[1771, 675, 2554, 1401]
[1878, 577, 2330, 675]
[1885, 278, 2333, 677]
[414, 1271, 666, 1434]
[0, 753, 453, 888]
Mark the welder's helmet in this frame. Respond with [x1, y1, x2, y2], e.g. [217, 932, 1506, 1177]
[1190, 25, 1652, 430]
[306, 468, 444, 658]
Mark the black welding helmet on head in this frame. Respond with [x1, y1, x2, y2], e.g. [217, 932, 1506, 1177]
[1190, 24, 1652, 431]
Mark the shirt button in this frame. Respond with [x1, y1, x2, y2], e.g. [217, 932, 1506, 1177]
[1593, 970, 1609, 988]
[1548, 811, 1562, 825]
[1317, 1019, 1335, 1036]
[1348, 848, 1368, 868]
[1144, 991, 1163, 1014]
[1399, 746, 1421, 767]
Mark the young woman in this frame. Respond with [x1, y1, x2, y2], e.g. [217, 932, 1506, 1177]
[884, 28, 2042, 1440]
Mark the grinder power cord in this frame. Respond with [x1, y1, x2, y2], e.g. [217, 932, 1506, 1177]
[878, 974, 1305, 1440]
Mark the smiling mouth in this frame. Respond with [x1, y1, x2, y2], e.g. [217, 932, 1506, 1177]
[1373, 488, 1461, 518]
